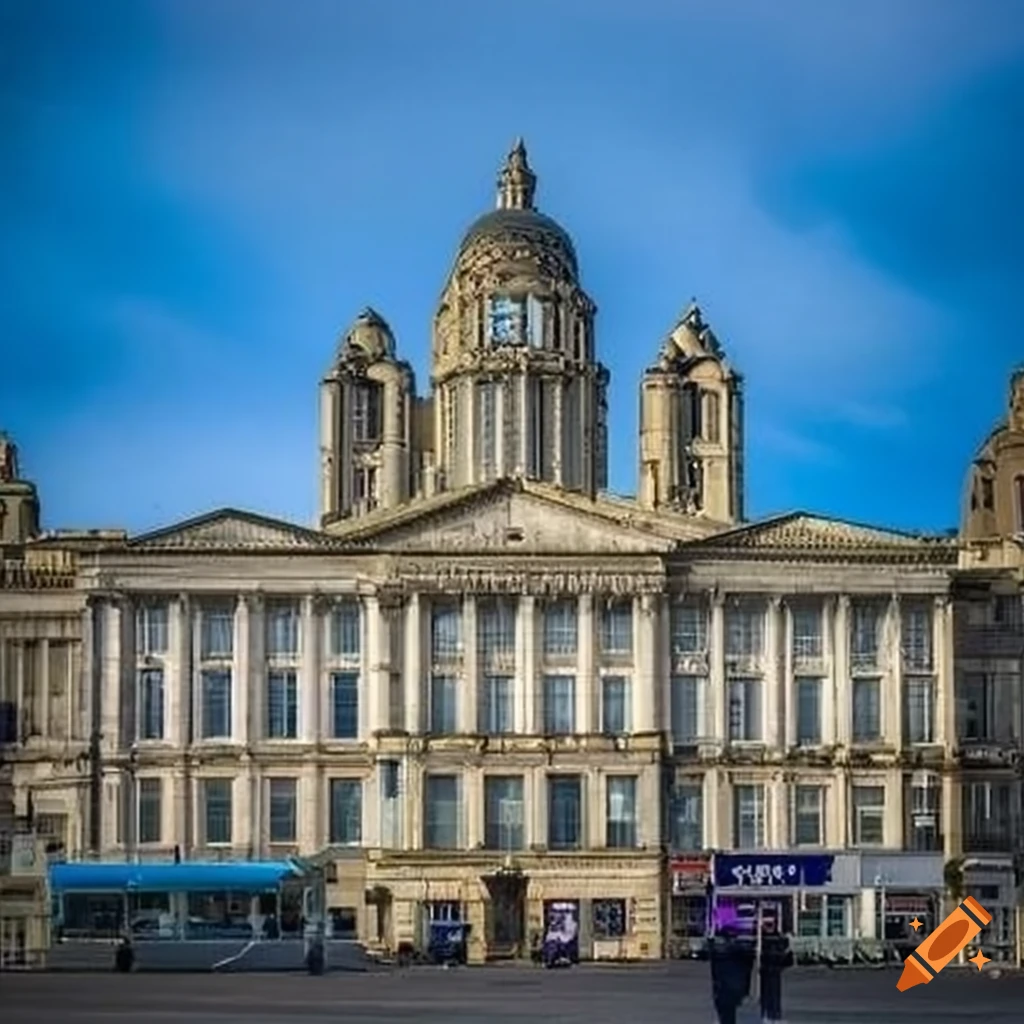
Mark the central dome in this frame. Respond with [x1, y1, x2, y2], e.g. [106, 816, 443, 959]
[454, 139, 578, 279]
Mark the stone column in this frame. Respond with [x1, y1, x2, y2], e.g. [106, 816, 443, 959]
[634, 594, 656, 733]
[404, 594, 422, 735]
[166, 596, 187, 748]
[300, 595, 321, 742]
[886, 595, 903, 747]
[363, 595, 380, 740]
[820, 597, 836, 747]
[588, 769, 604, 848]
[528, 766, 545, 849]
[783, 603, 796, 748]
[659, 594, 672, 735]
[235, 770, 252, 853]
[520, 595, 536, 734]
[935, 596, 954, 747]
[38, 638, 50, 743]
[576, 594, 594, 735]
[101, 599, 123, 754]
[764, 597, 782, 747]
[79, 599, 97, 748]
[363, 771, 380, 850]
[640, 765, 659, 847]
[234, 596, 251, 744]
[704, 768, 720, 849]
[769, 774, 787, 849]
[942, 771, 961, 859]
[707, 591, 726, 743]
[833, 596, 851, 747]
[465, 767, 482, 849]
[248, 596, 265, 743]
[462, 596, 478, 734]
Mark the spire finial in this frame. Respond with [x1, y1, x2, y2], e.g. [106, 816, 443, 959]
[497, 137, 536, 211]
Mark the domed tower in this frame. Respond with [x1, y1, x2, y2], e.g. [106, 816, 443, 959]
[319, 308, 417, 525]
[0, 433, 40, 550]
[432, 140, 609, 494]
[637, 302, 744, 523]
[962, 367, 1024, 543]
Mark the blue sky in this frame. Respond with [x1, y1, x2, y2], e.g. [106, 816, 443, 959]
[3, 0, 1023, 535]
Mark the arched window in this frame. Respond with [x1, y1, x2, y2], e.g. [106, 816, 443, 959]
[703, 390, 721, 444]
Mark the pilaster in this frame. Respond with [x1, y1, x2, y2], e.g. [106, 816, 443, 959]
[764, 597, 782, 747]
[403, 594, 422, 735]
[166, 595, 187, 748]
[101, 599, 122, 754]
[577, 594, 594, 734]
[710, 591, 726, 742]
[234, 596, 250, 744]
[462, 596, 478, 734]
[820, 597, 835, 746]
[886, 595, 903, 747]
[833, 596, 851, 747]
[363, 595, 380, 740]
[517, 595, 536, 733]
[935, 596, 954, 748]
[634, 594, 656, 733]
[300, 595, 321, 742]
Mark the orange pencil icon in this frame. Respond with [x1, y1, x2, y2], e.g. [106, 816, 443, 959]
[897, 896, 992, 991]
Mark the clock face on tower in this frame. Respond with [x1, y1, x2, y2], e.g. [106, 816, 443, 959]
[488, 296, 520, 345]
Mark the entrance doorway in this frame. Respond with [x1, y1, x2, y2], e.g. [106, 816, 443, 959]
[481, 868, 528, 958]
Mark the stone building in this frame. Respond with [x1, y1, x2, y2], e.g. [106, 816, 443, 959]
[0, 142, 964, 962]
[952, 368, 1024, 960]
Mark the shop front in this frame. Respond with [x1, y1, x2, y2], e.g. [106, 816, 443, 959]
[667, 854, 711, 958]
[859, 852, 943, 958]
[711, 852, 861, 961]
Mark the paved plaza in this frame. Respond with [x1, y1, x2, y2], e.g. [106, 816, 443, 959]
[5, 963, 1023, 1024]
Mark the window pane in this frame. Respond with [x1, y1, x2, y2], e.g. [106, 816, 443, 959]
[670, 784, 703, 850]
[200, 670, 232, 739]
[601, 676, 629, 735]
[794, 785, 822, 845]
[543, 600, 578, 656]
[484, 776, 524, 851]
[201, 606, 234, 658]
[203, 779, 232, 845]
[904, 678, 935, 744]
[725, 606, 763, 657]
[792, 607, 822, 658]
[331, 672, 359, 739]
[853, 785, 885, 845]
[600, 601, 633, 654]
[670, 603, 707, 655]
[266, 670, 298, 739]
[852, 678, 881, 741]
[137, 778, 162, 845]
[138, 669, 165, 740]
[548, 776, 582, 850]
[480, 675, 513, 735]
[329, 779, 362, 845]
[728, 679, 761, 741]
[329, 602, 361, 658]
[606, 776, 637, 848]
[796, 679, 821, 745]
[424, 775, 460, 849]
[671, 676, 702, 743]
[430, 605, 461, 660]
[266, 602, 299, 656]
[733, 784, 765, 848]
[429, 675, 457, 734]
[268, 778, 297, 844]
[543, 675, 575, 734]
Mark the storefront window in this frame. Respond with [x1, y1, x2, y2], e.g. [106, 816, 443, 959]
[670, 895, 707, 938]
[826, 895, 847, 937]
[592, 898, 627, 938]
[797, 894, 823, 936]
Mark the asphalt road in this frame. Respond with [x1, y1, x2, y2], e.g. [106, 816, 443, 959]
[4, 962, 1023, 1024]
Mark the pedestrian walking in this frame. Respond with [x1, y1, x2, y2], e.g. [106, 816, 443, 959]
[710, 924, 756, 1024]
[758, 921, 794, 1024]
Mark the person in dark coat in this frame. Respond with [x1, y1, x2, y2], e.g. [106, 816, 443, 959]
[710, 926, 756, 1024]
[758, 924, 794, 1024]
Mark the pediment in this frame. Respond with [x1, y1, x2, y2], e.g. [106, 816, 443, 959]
[128, 508, 332, 552]
[332, 483, 683, 554]
[687, 512, 957, 562]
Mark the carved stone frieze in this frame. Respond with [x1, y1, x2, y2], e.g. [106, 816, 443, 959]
[386, 566, 666, 596]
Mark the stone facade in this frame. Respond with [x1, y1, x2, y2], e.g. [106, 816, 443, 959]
[0, 142, 1017, 963]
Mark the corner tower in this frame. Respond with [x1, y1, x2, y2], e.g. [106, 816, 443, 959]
[637, 302, 743, 523]
[431, 140, 609, 494]
[319, 309, 418, 526]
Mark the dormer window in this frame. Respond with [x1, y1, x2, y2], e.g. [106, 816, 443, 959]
[487, 295, 544, 347]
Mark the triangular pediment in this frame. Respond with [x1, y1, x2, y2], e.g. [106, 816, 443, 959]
[686, 512, 958, 562]
[327, 480, 709, 553]
[128, 508, 333, 552]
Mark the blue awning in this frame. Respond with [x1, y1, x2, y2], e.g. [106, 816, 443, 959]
[49, 860, 301, 894]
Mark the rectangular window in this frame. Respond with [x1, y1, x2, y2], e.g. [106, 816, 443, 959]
[793, 785, 823, 846]
[733, 783, 766, 849]
[826, 895, 847, 937]
[351, 383, 382, 442]
[484, 775, 525, 851]
[480, 675, 513, 735]
[798, 894, 824, 937]
[200, 669, 232, 739]
[542, 600, 578, 656]
[329, 778, 363, 846]
[601, 676, 629, 735]
[266, 669, 298, 739]
[606, 776, 638, 848]
[430, 604, 461, 660]
[852, 678, 881, 742]
[670, 602, 707, 655]
[330, 671, 359, 739]
[792, 606, 822, 659]
[670, 675, 703, 744]
[488, 295, 526, 345]
[796, 678, 822, 746]
[135, 604, 168, 656]
[138, 668, 164, 741]
[728, 678, 761, 741]
[268, 778, 297, 844]
[475, 380, 498, 481]
[904, 677, 935, 743]
[547, 775, 582, 851]
[901, 603, 933, 671]
[329, 601, 361, 658]
[137, 778, 162, 845]
[670, 783, 703, 850]
[704, 390, 721, 444]
[849, 602, 881, 669]
[203, 779, 232, 845]
[200, 605, 234, 659]
[852, 785, 886, 846]
[429, 675, 458, 734]
[266, 601, 300, 656]
[543, 675, 575, 734]
[907, 776, 940, 851]
[600, 600, 633, 654]
[424, 775, 460, 849]
[477, 598, 516, 658]
[593, 898, 628, 938]
[725, 605, 763, 657]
